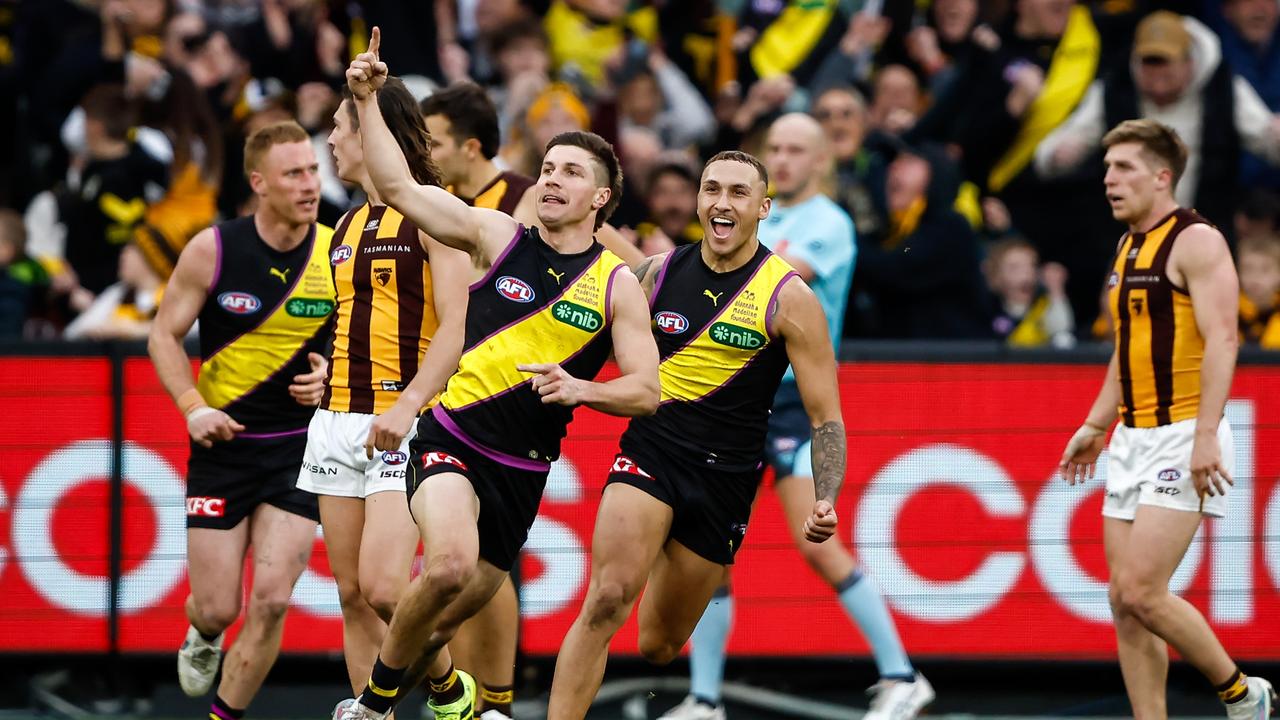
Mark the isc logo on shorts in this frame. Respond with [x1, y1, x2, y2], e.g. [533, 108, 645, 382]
[654, 311, 689, 334]
[422, 451, 468, 471]
[382, 450, 407, 465]
[495, 276, 535, 303]
[187, 497, 226, 517]
[610, 455, 652, 478]
[1157, 468, 1182, 482]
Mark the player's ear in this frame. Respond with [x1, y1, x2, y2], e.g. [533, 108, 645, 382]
[759, 196, 771, 220]
[248, 170, 266, 196]
[592, 187, 610, 211]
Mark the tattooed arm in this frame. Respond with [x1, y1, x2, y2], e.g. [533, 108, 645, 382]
[631, 250, 670, 304]
[774, 276, 846, 542]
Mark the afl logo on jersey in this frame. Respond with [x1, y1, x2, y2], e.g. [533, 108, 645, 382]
[217, 292, 261, 315]
[654, 311, 689, 334]
[331, 245, 354, 265]
[496, 275, 535, 303]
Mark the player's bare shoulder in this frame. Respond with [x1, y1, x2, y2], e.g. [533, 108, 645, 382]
[1168, 221, 1232, 290]
[772, 271, 818, 334]
[174, 226, 220, 288]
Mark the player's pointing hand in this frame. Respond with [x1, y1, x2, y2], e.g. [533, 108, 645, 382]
[346, 27, 388, 100]
[519, 363, 586, 406]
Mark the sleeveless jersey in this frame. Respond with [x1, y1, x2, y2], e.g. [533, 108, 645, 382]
[625, 242, 799, 469]
[1108, 208, 1209, 428]
[196, 216, 336, 436]
[453, 171, 535, 215]
[321, 203, 438, 414]
[434, 225, 626, 469]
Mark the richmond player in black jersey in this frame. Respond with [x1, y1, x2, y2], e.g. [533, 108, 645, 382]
[547, 151, 848, 719]
[149, 122, 334, 720]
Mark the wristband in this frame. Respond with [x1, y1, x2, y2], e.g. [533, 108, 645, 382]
[178, 388, 208, 417]
[186, 406, 217, 423]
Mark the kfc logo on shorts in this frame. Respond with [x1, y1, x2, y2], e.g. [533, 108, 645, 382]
[422, 451, 468, 471]
[186, 496, 226, 517]
[331, 245, 354, 265]
[1157, 468, 1182, 482]
[654, 311, 689, 335]
[610, 455, 652, 478]
[495, 276, 535, 303]
[381, 450, 407, 465]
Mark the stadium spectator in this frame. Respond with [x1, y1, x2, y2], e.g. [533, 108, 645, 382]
[811, 85, 890, 256]
[631, 151, 702, 254]
[868, 64, 925, 136]
[1035, 10, 1280, 234]
[903, 0, 997, 92]
[983, 236, 1075, 347]
[483, 17, 553, 144]
[616, 48, 716, 150]
[543, 0, 658, 89]
[1207, 0, 1280, 190]
[736, 0, 854, 89]
[611, 125, 664, 230]
[58, 83, 167, 298]
[1236, 188, 1280, 244]
[502, 81, 591, 176]
[851, 144, 988, 338]
[0, 210, 54, 340]
[808, 9, 893, 91]
[1238, 234, 1280, 349]
[63, 238, 167, 341]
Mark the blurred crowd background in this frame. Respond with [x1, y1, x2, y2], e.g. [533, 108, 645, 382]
[2, 0, 1280, 350]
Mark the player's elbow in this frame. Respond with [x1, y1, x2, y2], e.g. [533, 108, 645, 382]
[633, 377, 660, 416]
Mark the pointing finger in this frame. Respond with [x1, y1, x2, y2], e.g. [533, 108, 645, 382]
[369, 26, 380, 58]
[518, 363, 555, 374]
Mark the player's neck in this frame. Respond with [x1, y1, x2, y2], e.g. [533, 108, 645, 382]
[1130, 197, 1179, 234]
[456, 160, 502, 199]
[776, 181, 820, 209]
[254, 208, 311, 252]
[538, 221, 596, 254]
[358, 174, 386, 207]
[701, 237, 760, 274]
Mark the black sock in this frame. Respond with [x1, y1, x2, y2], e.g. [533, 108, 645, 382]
[429, 664, 464, 707]
[199, 630, 220, 643]
[209, 695, 244, 720]
[359, 657, 406, 714]
[480, 683, 513, 716]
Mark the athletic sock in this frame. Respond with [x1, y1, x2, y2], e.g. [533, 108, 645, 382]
[689, 586, 733, 705]
[1217, 669, 1249, 704]
[480, 683, 513, 716]
[198, 629, 220, 643]
[209, 695, 244, 720]
[359, 656, 405, 714]
[837, 570, 915, 680]
[429, 664, 465, 707]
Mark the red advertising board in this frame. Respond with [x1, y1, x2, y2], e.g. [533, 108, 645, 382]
[1, 357, 1278, 660]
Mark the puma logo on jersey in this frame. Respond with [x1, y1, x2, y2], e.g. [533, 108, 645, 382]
[269, 267, 291, 284]
[703, 289, 723, 306]
[547, 267, 565, 285]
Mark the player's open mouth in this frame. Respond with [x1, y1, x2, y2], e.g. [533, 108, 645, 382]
[298, 198, 317, 210]
[710, 217, 735, 239]
[541, 194, 566, 205]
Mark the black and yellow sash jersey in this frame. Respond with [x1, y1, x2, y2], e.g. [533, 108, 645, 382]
[452, 171, 535, 216]
[196, 216, 336, 436]
[321, 203, 438, 414]
[624, 242, 799, 470]
[434, 224, 626, 469]
[1108, 208, 1211, 428]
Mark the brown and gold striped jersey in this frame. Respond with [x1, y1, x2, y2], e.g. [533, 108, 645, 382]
[452, 170, 535, 215]
[321, 203, 438, 414]
[1107, 208, 1212, 428]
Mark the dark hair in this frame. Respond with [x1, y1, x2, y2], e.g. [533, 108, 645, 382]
[419, 81, 501, 160]
[704, 150, 769, 188]
[81, 84, 135, 141]
[1102, 119, 1189, 187]
[138, 65, 224, 184]
[487, 17, 548, 58]
[342, 77, 443, 187]
[545, 131, 623, 229]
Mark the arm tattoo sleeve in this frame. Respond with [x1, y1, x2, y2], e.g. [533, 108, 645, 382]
[633, 257, 656, 285]
[810, 421, 846, 503]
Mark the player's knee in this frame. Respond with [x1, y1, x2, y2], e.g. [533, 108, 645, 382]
[423, 553, 472, 599]
[248, 584, 294, 624]
[194, 597, 241, 632]
[335, 576, 365, 612]
[583, 579, 635, 630]
[361, 580, 402, 623]
[1112, 581, 1162, 624]
[637, 632, 682, 666]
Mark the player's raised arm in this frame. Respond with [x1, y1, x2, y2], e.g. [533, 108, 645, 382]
[148, 228, 244, 447]
[775, 276, 844, 543]
[348, 28, 515, 257]
[519, 269, 659, 416]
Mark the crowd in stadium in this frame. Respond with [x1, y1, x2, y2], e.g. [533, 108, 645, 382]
[2, 0, 1280, 348]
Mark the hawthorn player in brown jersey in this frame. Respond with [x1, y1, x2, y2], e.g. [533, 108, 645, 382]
[1059, 120, 1274, 719]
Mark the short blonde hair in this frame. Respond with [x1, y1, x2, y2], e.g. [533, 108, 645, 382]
[1102, 119, 1189, 187]
[243, 120, 311, 178]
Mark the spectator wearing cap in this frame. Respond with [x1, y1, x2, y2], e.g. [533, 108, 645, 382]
[1035, 10, 1280, 234]
[1208, 0, 1280, 191]
[501, 81, 592, 177]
